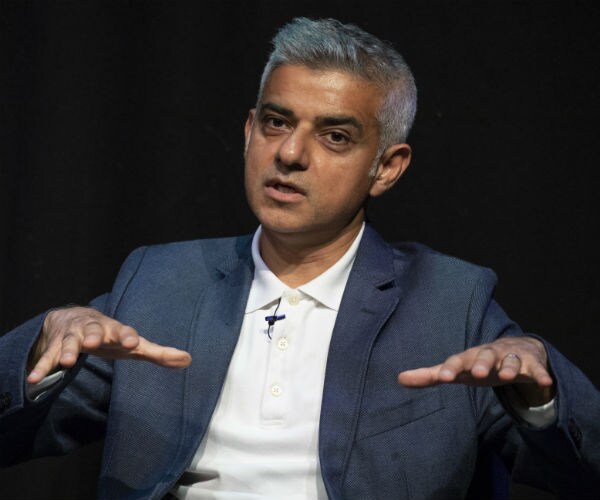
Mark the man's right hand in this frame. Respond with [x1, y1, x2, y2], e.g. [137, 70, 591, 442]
[27, 307, 192, 384]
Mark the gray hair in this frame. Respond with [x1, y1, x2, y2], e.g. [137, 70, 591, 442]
[257, 17, 417, 155]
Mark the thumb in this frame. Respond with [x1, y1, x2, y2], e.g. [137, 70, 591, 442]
[398, 365, 442, 388]
[128, 337, 192, 368]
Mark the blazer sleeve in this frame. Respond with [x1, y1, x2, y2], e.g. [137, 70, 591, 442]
[507, 339, 600, 493]
[0, 247, 148, 467]
[469, 273, 600, 496]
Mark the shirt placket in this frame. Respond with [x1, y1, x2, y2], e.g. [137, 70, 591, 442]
[260, 289, 301, 425]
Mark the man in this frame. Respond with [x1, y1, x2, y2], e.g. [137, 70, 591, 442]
[1, 17, 598, 500]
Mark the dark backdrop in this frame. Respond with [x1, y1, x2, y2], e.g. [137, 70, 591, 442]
[1, 1, 598, 499]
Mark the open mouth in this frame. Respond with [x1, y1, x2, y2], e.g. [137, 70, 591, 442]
[273, 183, 298, 193]
[264, 179, 306, 202]
[266, 179, 305, 196]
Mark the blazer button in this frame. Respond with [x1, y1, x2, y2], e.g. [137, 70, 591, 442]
[0, 392, 12, 414]
[568, 418, 583, 448]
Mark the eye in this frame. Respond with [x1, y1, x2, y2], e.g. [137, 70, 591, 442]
[270, 117, 285, 127]
[264, 116, 287, 129]
[321, 130, 352, 150]
[261, 115, 291, 136]
[328, 131, 349, 143]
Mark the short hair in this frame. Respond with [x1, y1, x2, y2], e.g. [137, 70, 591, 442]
[257, 17, 417, 153]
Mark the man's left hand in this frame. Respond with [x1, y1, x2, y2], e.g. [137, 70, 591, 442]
[398, 337, 555, 406]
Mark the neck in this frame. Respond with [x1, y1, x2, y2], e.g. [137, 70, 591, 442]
[259, 216, 364, 288]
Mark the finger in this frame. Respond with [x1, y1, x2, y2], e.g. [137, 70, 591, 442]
[60, 331, 84, 367]
[115, 324, 140, 349]
[27, 341, 63, 383]
[128, 337, 192, 368]
[438, 353, 468, 382]
[470, 348, 498, 379]
[398, 366, 442, 387]
[530, 363, 554, 387]
[80, 321, 139, 353]
[81, 321, 104, 349]
[497, 352, 522, 382]
[27, 357, 55, 383]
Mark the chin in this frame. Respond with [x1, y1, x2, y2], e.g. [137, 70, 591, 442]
[260, 222, 307, 235]
[254, 207, 305, 232]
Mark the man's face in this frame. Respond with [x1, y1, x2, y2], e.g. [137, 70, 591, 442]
[244, 64, 385, 244]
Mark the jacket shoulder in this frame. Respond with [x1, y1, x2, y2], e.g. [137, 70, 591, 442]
[389, 240, 498, 290]
[103, 235, 253, 315]
[123, 234, 253, 276]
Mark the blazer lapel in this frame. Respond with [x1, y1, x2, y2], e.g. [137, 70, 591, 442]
[176, 237, 255, 469]
[319, 226, 407, 497]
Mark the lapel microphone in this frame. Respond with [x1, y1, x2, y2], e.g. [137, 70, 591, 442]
[265, 298, 285, 339]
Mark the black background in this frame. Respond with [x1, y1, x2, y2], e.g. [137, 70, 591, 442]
[1, 1, 598, 498]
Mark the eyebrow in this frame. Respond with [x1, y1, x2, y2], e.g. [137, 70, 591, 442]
[259, 102, 294, 118]
[315, 115, 363, 134]
[259, 102, 364, 135]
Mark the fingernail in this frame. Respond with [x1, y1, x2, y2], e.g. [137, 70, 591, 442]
[440, 368, 454, 378]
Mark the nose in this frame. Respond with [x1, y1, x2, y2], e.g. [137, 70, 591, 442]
[275, 129, 309, 171]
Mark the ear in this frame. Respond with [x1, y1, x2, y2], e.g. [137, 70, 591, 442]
[244, 109, 256, 155]
[369, 143, 412, 197]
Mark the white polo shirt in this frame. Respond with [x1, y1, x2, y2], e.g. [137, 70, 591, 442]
[173, 224, 365, 499]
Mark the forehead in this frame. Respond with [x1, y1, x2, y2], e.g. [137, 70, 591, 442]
[259, 64, 382, 127]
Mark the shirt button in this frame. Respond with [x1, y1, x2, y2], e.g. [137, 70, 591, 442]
[277, 337, 289, 350]
[270, 384, 282, 397]
[287, 291, 301, 306]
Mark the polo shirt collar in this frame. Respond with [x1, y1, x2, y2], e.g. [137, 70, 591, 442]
[245, 224, 365, 313]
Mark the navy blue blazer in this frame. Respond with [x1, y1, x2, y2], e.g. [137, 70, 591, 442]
[1, 226, 599, 499]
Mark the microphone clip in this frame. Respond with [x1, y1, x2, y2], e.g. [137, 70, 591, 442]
[264, 298, 285, 340]
[265, 313, 286, 326]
